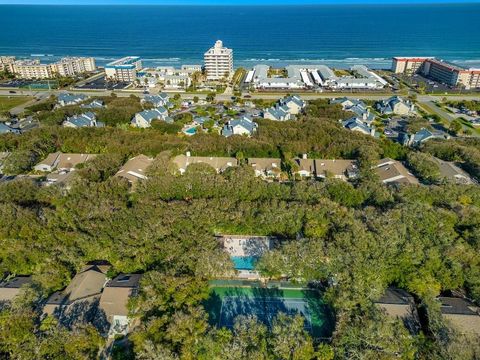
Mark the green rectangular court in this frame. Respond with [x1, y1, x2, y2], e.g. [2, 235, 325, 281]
[204, 284, 335, 339]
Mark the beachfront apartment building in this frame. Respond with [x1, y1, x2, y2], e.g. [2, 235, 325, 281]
[105, 56, 143, 82]
[392, 57, 480, 89]
[391, 57, 432, 75]
[12, 60, 54, 79]
[204, 40, 233, 81]
[54, 57, 96, 77]
[0, 56, 16, 73]
[9, 57, 96, 79]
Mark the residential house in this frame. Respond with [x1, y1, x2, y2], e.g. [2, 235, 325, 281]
[376, 96, 414, 115]
[34, 152, 61, 172]
[80, 99, 104, 109]
[374, 158, 419, 185]
[247, 158, 282, 179]
[432, 158, 476, 185]
[294, 158, 316, 178]
[164, 74, 191, 89]
[57, 93, 87, 107]
[193, 116, 211, 127]
[43, 264, 109, 324]
[314, 159, 358, 181]
[141, 93, 170, 107]
[222, 116, 258, 137]
[375, 288, 415, 319]
[114, 155, 153, 185]
[263, 105, 292, 121]
[34, 152, 96, 172]
[279, 95, 306, 115]
[131, 107, 170, 128]
[99, 274, 142, 336]
[63, 112, 104, 128]
[401, 128, 442, 147]
[331, 97, 375, 124]
[172, 154, 238, 174]
[331, 97, 360, 110]
[342, 117, 376, 136]
[0, 123, 20, 134]
[438, 297, 480, 336]
[0, 276, 32, 303]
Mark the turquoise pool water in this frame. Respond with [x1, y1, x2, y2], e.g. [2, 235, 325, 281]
[184, 127, 197, 135]
[232, 256, 257, 270]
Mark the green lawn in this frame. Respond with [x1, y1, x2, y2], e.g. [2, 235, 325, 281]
[0, 96, 33, 112]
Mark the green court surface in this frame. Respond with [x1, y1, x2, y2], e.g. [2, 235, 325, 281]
[204, 284, 335, 339]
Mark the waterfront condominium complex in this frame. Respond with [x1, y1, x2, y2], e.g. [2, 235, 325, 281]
[392, 57, 480, 89]
[391, 57, 433, 75]
[54, 57, 96, 77]
[12, 60, 54, 79]
[204, 40, 233, 81]
[4, 56, 96, 79]
[105, 56, 143, 82]
[0, 56, 16, 73]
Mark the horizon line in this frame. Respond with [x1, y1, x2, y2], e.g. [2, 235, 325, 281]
[1, 1, 479, 5]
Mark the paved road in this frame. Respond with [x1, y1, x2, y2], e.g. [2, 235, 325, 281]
[419, 100, 480, 138]
[1, 88, 480, 102]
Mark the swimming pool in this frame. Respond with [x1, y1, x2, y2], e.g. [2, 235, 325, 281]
[183, 127, 197, 136]
[231, 256, 257, 270]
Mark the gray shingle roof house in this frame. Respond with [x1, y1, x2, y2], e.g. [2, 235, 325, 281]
[99, 274, 142, 336]
[57, 93, 87, 107]
[432, 157, 476, 185]
[222, 117, 258, 137]
[0, 276, 33, 303]
[263, 105, 291, 121]
[294, 158, 316, 177]
[63, 112, 104, 128]
[376, 96, 414, 115]
[331, 97, 363, 109]
[374, 158, 419, 185]
[279, 95, 306, 115]
[43, 264, 109, 324]
[314, 159, 358, 181]
[375, 288, 415, 319]
[173, 154, 238, 174]
[142, 93, 170, 107]
[80, 99, 104, 109]
[342, 117, 375, 136]
[131, 107, 170, 128]
[114, 155, 153, 185]
[247, 158, 282, 179]
[438, 297, 480, 336]
[411, 128, 436, 145]
[331, 97, 375, 123]
[34, 152, 97, 172]
[0, 123, 20, 134]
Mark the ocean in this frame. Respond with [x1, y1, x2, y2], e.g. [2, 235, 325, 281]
[1, 4, 480, 69]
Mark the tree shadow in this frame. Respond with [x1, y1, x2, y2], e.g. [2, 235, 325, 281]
[52, 297, 110, 334]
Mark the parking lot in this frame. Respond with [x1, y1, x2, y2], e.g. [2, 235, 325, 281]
[395, 73, 480, 94]
[0, 79, 58, 89]
[75, 76, 129, 90]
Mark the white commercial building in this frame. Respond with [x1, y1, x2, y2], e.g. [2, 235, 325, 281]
[204, 40, 233, 81]
[248, 64, 387, 90]
[105, 56, 143, 82]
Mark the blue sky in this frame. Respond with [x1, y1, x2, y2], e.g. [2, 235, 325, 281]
[1, 0, 479, 4]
